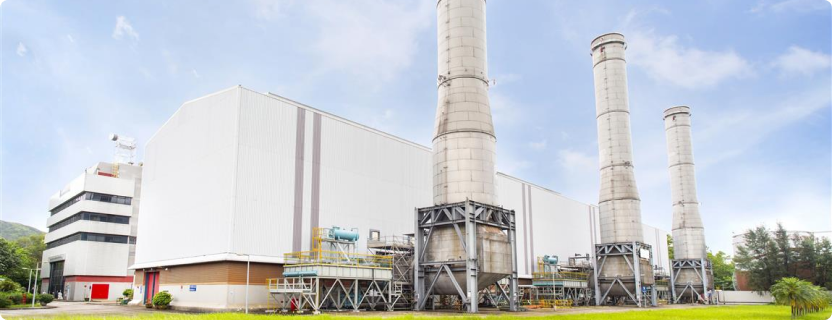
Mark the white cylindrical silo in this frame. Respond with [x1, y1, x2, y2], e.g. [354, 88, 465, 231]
[433, 0, 497, 206]
[590, 33, 644, 244]
[663, 106, 706, 260]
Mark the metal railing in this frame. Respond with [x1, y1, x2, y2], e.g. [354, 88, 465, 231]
[284, 250, 393, 268]
[532, 271, 589, 281]
[266, 277, 314, 292]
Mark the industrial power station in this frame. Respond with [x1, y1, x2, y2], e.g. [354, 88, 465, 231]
[40, 0, 713, 313]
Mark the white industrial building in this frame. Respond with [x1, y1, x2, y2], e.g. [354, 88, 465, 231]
[131, 86, 670, 310]
[40, 162, 142, 301]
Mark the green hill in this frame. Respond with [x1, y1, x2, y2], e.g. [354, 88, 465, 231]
[0, 220, 44, 241]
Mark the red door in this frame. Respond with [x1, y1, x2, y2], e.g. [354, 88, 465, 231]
[144, 272, 160, 303]
[90, 284, 109, 300]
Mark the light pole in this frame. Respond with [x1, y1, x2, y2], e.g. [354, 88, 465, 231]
[31, 263, 41, 308]
[23, 268, 34, 296]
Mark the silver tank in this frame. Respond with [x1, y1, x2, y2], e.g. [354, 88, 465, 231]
[590, 33, 652, 295]
[427, 0, 509, 294]
[664, 106, 711, 293]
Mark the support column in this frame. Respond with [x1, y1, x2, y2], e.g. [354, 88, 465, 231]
[509, 211, 519, 311]
[465, 200, 479, 313]
[413, 208, 424, 310]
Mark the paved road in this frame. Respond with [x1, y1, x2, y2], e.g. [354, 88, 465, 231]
[1, 301, 155, 318]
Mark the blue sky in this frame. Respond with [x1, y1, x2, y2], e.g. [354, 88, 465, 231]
[2, 0, 830, 254]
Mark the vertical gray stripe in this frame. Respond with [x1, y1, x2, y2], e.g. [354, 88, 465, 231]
[521, 184, 528, 274]
[310, 113, 322, 249]
[292, 108, 306, 252]
[528, 184, 535, 273]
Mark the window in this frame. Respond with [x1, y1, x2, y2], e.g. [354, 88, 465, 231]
[46, 232, 131, 249]
[48, 212, 131, 232]
[50, 192, 133, 216]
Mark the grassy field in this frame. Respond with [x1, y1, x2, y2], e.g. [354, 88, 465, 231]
[4, 305, 831, 320]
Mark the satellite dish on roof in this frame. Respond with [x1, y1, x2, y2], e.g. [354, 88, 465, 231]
[109, 134, 119, 141]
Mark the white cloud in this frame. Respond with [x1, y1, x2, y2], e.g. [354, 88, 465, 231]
[306, 0, 432, 81]
[112, 16, 139, 44]
[67, 34, 75, 43]
[627, 31, 752, 89]
[772, 45, 831, 77]
[554, 149, 599, 204]
[528, 139, 547, 151]
[751, 0, 830, 14]
[558, 149, 597, 173]
[16, 42, 28, 57]
[192, 69, 201, 78]
[697, 83, 831, 168]
[252, 0, 293, 20]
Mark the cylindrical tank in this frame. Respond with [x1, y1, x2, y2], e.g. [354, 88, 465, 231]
[590, 33, 651, 296]
[330, 227, 359, 242]
[664, 106, 711, 293]
[426, 0, 509, 295]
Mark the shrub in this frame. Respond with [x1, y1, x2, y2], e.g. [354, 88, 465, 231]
[0, 296, 11, 309]
[36, 293, 54, 306]
[152, 291, 172, 309]
[6, 292, 22, 304]
[0, 280, 21, 293]
[123, 288, 133, 298]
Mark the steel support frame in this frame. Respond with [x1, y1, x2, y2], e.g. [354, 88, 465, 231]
[593, 242, 657, 307]
[414, 200, 518, 312]
[269, 277, 395, 314]
[670, 258, 713, 304]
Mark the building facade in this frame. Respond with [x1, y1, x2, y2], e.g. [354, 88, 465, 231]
[41, 162, 142, 301]
[132, 86, 670, 310]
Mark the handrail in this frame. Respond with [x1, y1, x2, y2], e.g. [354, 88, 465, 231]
[284, 250, 393, 268]
[532, 271, 589, 281]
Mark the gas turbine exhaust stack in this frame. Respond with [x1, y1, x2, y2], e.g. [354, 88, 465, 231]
[590, 33, 655, 307]
[663, 106, 713, 303]
[414, 0, 518, 312]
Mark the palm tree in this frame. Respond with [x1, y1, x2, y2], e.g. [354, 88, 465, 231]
[771, 277, 831, 318]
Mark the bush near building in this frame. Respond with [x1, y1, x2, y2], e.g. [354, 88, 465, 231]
[152, 291, 172, 309]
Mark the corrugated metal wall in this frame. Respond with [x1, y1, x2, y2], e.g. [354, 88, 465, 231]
[135, 86, 670, 276]
[135, 87, 241, 264]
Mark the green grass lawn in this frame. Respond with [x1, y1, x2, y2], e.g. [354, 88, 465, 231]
[7, 304, 42, 309]
[5, 305, 831, 320]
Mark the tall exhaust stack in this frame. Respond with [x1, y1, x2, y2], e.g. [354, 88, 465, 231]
[433, 0, 496, 206]
[664, 106, 712, 302]
[416, 0, 514, 310]
[590, 33, 654, 306]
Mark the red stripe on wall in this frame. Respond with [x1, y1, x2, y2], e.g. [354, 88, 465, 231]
[63, 276, 134, 283]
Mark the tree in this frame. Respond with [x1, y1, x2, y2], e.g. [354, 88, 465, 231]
[815, 239, 832, 289]
[735, 225, 779, 292]
[0, 238, 22, 277]
[14, 234, 45, 265]
[667, 234, 674, 260]
[771, 277, 831, 318]
[708, 250, 735, 290]
[735, 224, 832, 292]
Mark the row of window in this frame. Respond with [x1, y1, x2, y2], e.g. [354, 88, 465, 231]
[48, 211, 130, 232]
[46, 232, 136, 249]
[50, 192, 133, 216]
